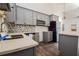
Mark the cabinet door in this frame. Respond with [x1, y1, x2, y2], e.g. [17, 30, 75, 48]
[32, 11, 37, 25]
[59, 34, 78, 56]
[24, 9, 32, 25]
[37, 13, 45, 21]
[41, 14, 45, 21]
[16, 6, 24, 24]
[37, 12, 42, 20]
[45, 15, 50, 26]
[6, 3, 16, 22]
[50, 15, 59, 21]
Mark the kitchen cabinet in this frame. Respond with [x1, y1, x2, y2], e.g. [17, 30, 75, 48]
[37, 12, 42, 20]
[37, 12, 50, 26]
[59, 34, 78, 56]
[44, 15, 50, 26]
[3, 47, 36, 56]
[43, 31, 53, 43]
[41, 14, 45, 21]
[32, 11, 49, 26]
[37, 12, 45, 21]
[24, 9, 32, 25]
[16, 6, 24, 24]
[50, 14, 59, 21]
[16, 6, 33, 25]
[10, 5, 50, 26]
[32, 11, 37, 25]
[6, 3, 16, 22]
[34, 33, 39, 42]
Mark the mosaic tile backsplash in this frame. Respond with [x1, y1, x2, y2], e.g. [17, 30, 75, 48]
[8, 24, 35, 33]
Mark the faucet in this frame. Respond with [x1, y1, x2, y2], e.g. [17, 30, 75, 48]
[0, 22, 6, 32]
[0, 22, 9, 40]
[0, 21, 14, 33]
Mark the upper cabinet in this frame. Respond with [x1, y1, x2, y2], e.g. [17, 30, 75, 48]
[45, 15, 50, 26]
[50, 14, 59, 21]
[6, 3, 16, 22]
[6, 4, 50, 26]
[32, 11, 37, 25]
[37, 12, 42, 20]
[36, 12, 50, 26]
[23, 8, 32, 25]
[16, 6, 24, 24]
[40, 13, 45, 21]
[16, 6, 33, 25]
[37, 12, 45, 21]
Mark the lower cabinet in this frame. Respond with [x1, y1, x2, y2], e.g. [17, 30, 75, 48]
[2, 47, 36, 56]
[34, 33, 39, 42]
[43, 31, 53, 43]
[59, 34, 78, 56]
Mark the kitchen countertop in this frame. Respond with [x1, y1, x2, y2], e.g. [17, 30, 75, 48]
[59, 32, 79, 36]
[0, 33, 38, 55]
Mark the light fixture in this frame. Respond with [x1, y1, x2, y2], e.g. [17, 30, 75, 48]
[63, 3, 66, 20]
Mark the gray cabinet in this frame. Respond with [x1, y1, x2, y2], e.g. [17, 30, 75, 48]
[50, 14, 59, 21]
[59, 34, 79, 56]
[13, 5, 50, 26]
[32, 11, 50, 26]
[16, 6, 24, 24]
[44, 15, 50, 26]
[3, 47, 36, 56]
[34, 33, 39, 42]
[32, 11, 37, 25]
[41, 14, 45, 21]
[37, 13, 45, 21]
[5, 4, 50, 26]
[24, 9, 32, 25]
[43, 31, 53, 43]
[37, 12, 42, 20]
[6, 3, 16, 22]
[16, 6, 33, 25]
[37, 12, 50, 26]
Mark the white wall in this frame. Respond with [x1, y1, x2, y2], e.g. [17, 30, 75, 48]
[62, 8, 79, 33]
[63, 19, 79, 33]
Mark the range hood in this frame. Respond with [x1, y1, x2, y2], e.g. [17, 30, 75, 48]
[0, 3, 11, 11]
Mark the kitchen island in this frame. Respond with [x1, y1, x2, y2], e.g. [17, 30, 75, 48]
[59, 32, 79, 56]
[0, 33, 38, 56]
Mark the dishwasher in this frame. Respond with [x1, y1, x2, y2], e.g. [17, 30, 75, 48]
[43, 31, 53, 43]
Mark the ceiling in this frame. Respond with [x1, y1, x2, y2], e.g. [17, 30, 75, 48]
[16, 3, 79, 15]
[41, 3, 79, 13]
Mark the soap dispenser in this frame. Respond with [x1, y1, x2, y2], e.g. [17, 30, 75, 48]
[0, 33, 8, 41]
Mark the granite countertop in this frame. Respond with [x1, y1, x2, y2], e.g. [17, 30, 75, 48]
[59, 32, 79, 36]
[0, 33, 38, 55]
